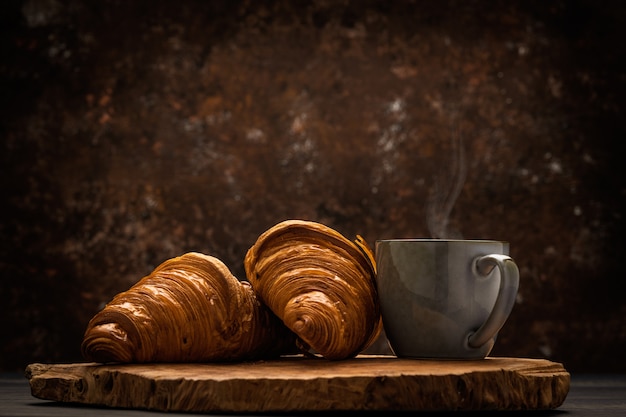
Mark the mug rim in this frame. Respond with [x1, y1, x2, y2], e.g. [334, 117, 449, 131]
[376, 238, 509, 244]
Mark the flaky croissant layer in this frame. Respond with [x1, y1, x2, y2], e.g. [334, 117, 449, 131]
[244, 219, 382, 360]
[81, 252, 297, 363]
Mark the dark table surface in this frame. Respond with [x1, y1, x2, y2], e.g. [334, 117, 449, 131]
[2, 373, 625, 416]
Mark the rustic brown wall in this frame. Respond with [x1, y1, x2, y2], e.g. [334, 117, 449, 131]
[2, 0, 625, 372]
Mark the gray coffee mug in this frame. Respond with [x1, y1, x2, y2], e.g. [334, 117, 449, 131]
[375, 239, 519, 359]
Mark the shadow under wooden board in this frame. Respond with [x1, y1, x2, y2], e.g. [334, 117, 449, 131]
[26, 355, 570, 413]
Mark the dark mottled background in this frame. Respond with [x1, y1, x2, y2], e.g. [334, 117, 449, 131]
[1, 0, 625, 372]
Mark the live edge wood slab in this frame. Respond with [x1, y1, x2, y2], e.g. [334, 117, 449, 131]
[25, 355, 570, 413]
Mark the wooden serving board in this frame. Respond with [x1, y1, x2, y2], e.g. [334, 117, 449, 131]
[26, 355, 569, 413]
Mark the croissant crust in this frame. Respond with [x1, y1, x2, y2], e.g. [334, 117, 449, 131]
[244, 219, 382, 360]
[81, 252, 296, 363]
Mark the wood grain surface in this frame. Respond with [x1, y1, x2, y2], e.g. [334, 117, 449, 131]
[26, 355, 570, 413]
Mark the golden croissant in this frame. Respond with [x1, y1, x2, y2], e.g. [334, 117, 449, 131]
[81, 252, 297, 363]
[244, 219, 382, 360]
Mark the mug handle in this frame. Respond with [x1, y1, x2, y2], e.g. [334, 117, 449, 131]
[467, 254, 520, 349]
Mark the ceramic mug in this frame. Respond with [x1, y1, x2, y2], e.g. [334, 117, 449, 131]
[375, 239, 519, 359]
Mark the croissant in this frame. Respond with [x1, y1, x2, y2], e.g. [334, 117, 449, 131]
[244, 220, 382, 360]
[81, 252, 297, 363]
